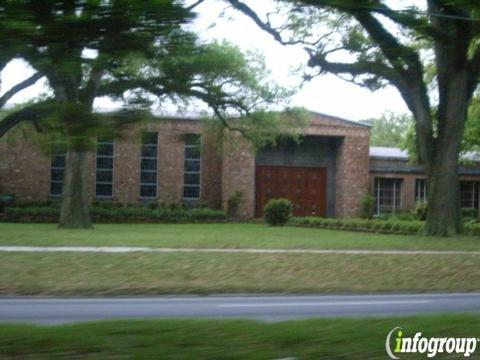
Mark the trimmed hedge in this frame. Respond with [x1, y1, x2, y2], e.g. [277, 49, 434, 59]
[3, 204, 227, 223]
[290, 216, 424, 235]
[290, 216, 480, 236]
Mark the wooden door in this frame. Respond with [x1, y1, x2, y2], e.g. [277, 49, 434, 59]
[255, 166, 327, 217]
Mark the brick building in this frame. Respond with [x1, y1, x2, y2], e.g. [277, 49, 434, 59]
[2, 111, 480, 217]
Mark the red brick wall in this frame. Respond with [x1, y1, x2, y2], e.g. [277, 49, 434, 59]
[0, 119, 223, 208]
[1, 114, 373, 218]
[0, 137, 50, 202]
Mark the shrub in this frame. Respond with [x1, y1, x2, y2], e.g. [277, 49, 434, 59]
[461, 208, 478, 221]
[289, 216, 425, 235]
[466, 222, 480, 236]
[264, 198, 292, 226]
[391, 212, 417, 221]
[227, 191, 243, 218]
[359, 195, 375, 219]
[4, 203, 226, 223]
[414, 201, 428, 221]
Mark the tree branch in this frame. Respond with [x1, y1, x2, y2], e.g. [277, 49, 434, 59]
[0, 100, 55, 137]
[186, 0, 206, 11]
[227, 0, 303, 45]
[0, 72, 43, 108]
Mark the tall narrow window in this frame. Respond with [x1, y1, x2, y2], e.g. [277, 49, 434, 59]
[374, 178, 402, 215]
[140, 132, 158, 199]
[96, 136, 114, 198]
[50, 153, 66, 196]
[460, 181, 480, 209]
[415, 179, 427, 203]
[183, 134, 201, 200]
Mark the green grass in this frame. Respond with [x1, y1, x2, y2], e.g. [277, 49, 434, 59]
[1, 314, 479, 359]
[1, 252, 479, 295]
[1, 223, 479, 251]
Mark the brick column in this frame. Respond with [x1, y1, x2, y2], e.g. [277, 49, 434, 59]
[221, 134, 255, 218]
[335, 134, 370, 217]
[113, 129, 141, 203]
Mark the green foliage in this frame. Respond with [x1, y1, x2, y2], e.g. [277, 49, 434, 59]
[291, 214, 480, 235]
[3, 203, 226, 224]
[359, 195, 374, 219]
[414, 202, 428, 221]
[290, 217, 425, 235]
[227, 191, 243, 218]
[364, 112, 414, 148]
[463, 96, 480, 154]
[461, 208, 478, 221]
[264, 198, 293, 226]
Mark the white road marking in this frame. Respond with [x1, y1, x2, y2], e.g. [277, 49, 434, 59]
[0, 246, 479, 255]
[217, 300, 432, 308]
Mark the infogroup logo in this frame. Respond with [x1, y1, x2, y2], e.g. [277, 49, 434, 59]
[386, 327, 479, 359]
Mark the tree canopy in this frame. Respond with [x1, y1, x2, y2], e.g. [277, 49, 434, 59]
[364, 112, 413, 148]
[0, 0, 297, 228]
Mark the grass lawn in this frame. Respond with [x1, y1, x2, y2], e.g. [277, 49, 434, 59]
[1, 223, 480, 251]
[1, 314, 479, 359]
[1, 251, 479, 295]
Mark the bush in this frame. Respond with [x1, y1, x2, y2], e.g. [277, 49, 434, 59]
[264, 198, 292, 226]
[4, 203, 227, 223]
[289, 216, 424, 235]
[227, 191, 243, 218]
[359, 195, 375, 219]
[461, 208, 478, 221]
[414, 201, 428, 221]
[466, 222, 480, 236]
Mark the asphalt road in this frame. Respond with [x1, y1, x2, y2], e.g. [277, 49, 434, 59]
[0, 293, 479, 324]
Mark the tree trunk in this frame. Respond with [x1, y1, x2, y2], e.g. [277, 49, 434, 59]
[58, 135, 92, 229]
[423, 152, 462, 236]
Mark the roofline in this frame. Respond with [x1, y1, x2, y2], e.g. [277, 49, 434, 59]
[309, 111, 372, 128]
[99, 109, 372, 128]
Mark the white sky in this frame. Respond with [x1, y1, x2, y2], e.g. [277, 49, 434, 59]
[0, 0, 410, 122]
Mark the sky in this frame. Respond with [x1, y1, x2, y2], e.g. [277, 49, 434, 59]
[0, 0, 410, 122]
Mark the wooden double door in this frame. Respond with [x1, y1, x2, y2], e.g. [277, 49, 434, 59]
[255, 165, 327, 217]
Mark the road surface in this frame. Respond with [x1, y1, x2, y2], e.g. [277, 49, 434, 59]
[0, 293, 479, 324]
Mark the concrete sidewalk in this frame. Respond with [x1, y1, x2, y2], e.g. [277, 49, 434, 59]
[0, 245, 479, 255]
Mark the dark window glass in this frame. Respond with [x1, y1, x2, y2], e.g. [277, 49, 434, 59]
[50, 182, 63, 197]
[51, 155, 65, 168]
[97, 143, 114, 156]
[50, 153, 66, 196]
[415, 179, 427, 203]
[184, 173, 200, 185]
[140, 185, 157, 198]
[141, 145, 157, 158]
[374, 178, 402, 215]
[185, 146, 201, 159]
[183, 186, 200, 199]
[142, 132, 158, 145]
[183, 134, 201, 200]
[140, 132, 158, 198]
[140, 171, 157, 184]
[140, 158, 157, 171]
[96, 170, 113, 183]
[96, 137, 114, 197]
[96, 157, 113, 170]
[185, 134, 201, 146]
[51, 169, 64, 182]
[184, 160, 200, 172]
[96, 183, 113, 197]
[460, 181, 480, 209]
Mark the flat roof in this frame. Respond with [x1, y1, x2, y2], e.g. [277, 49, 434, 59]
[369, 146, 408, 159]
